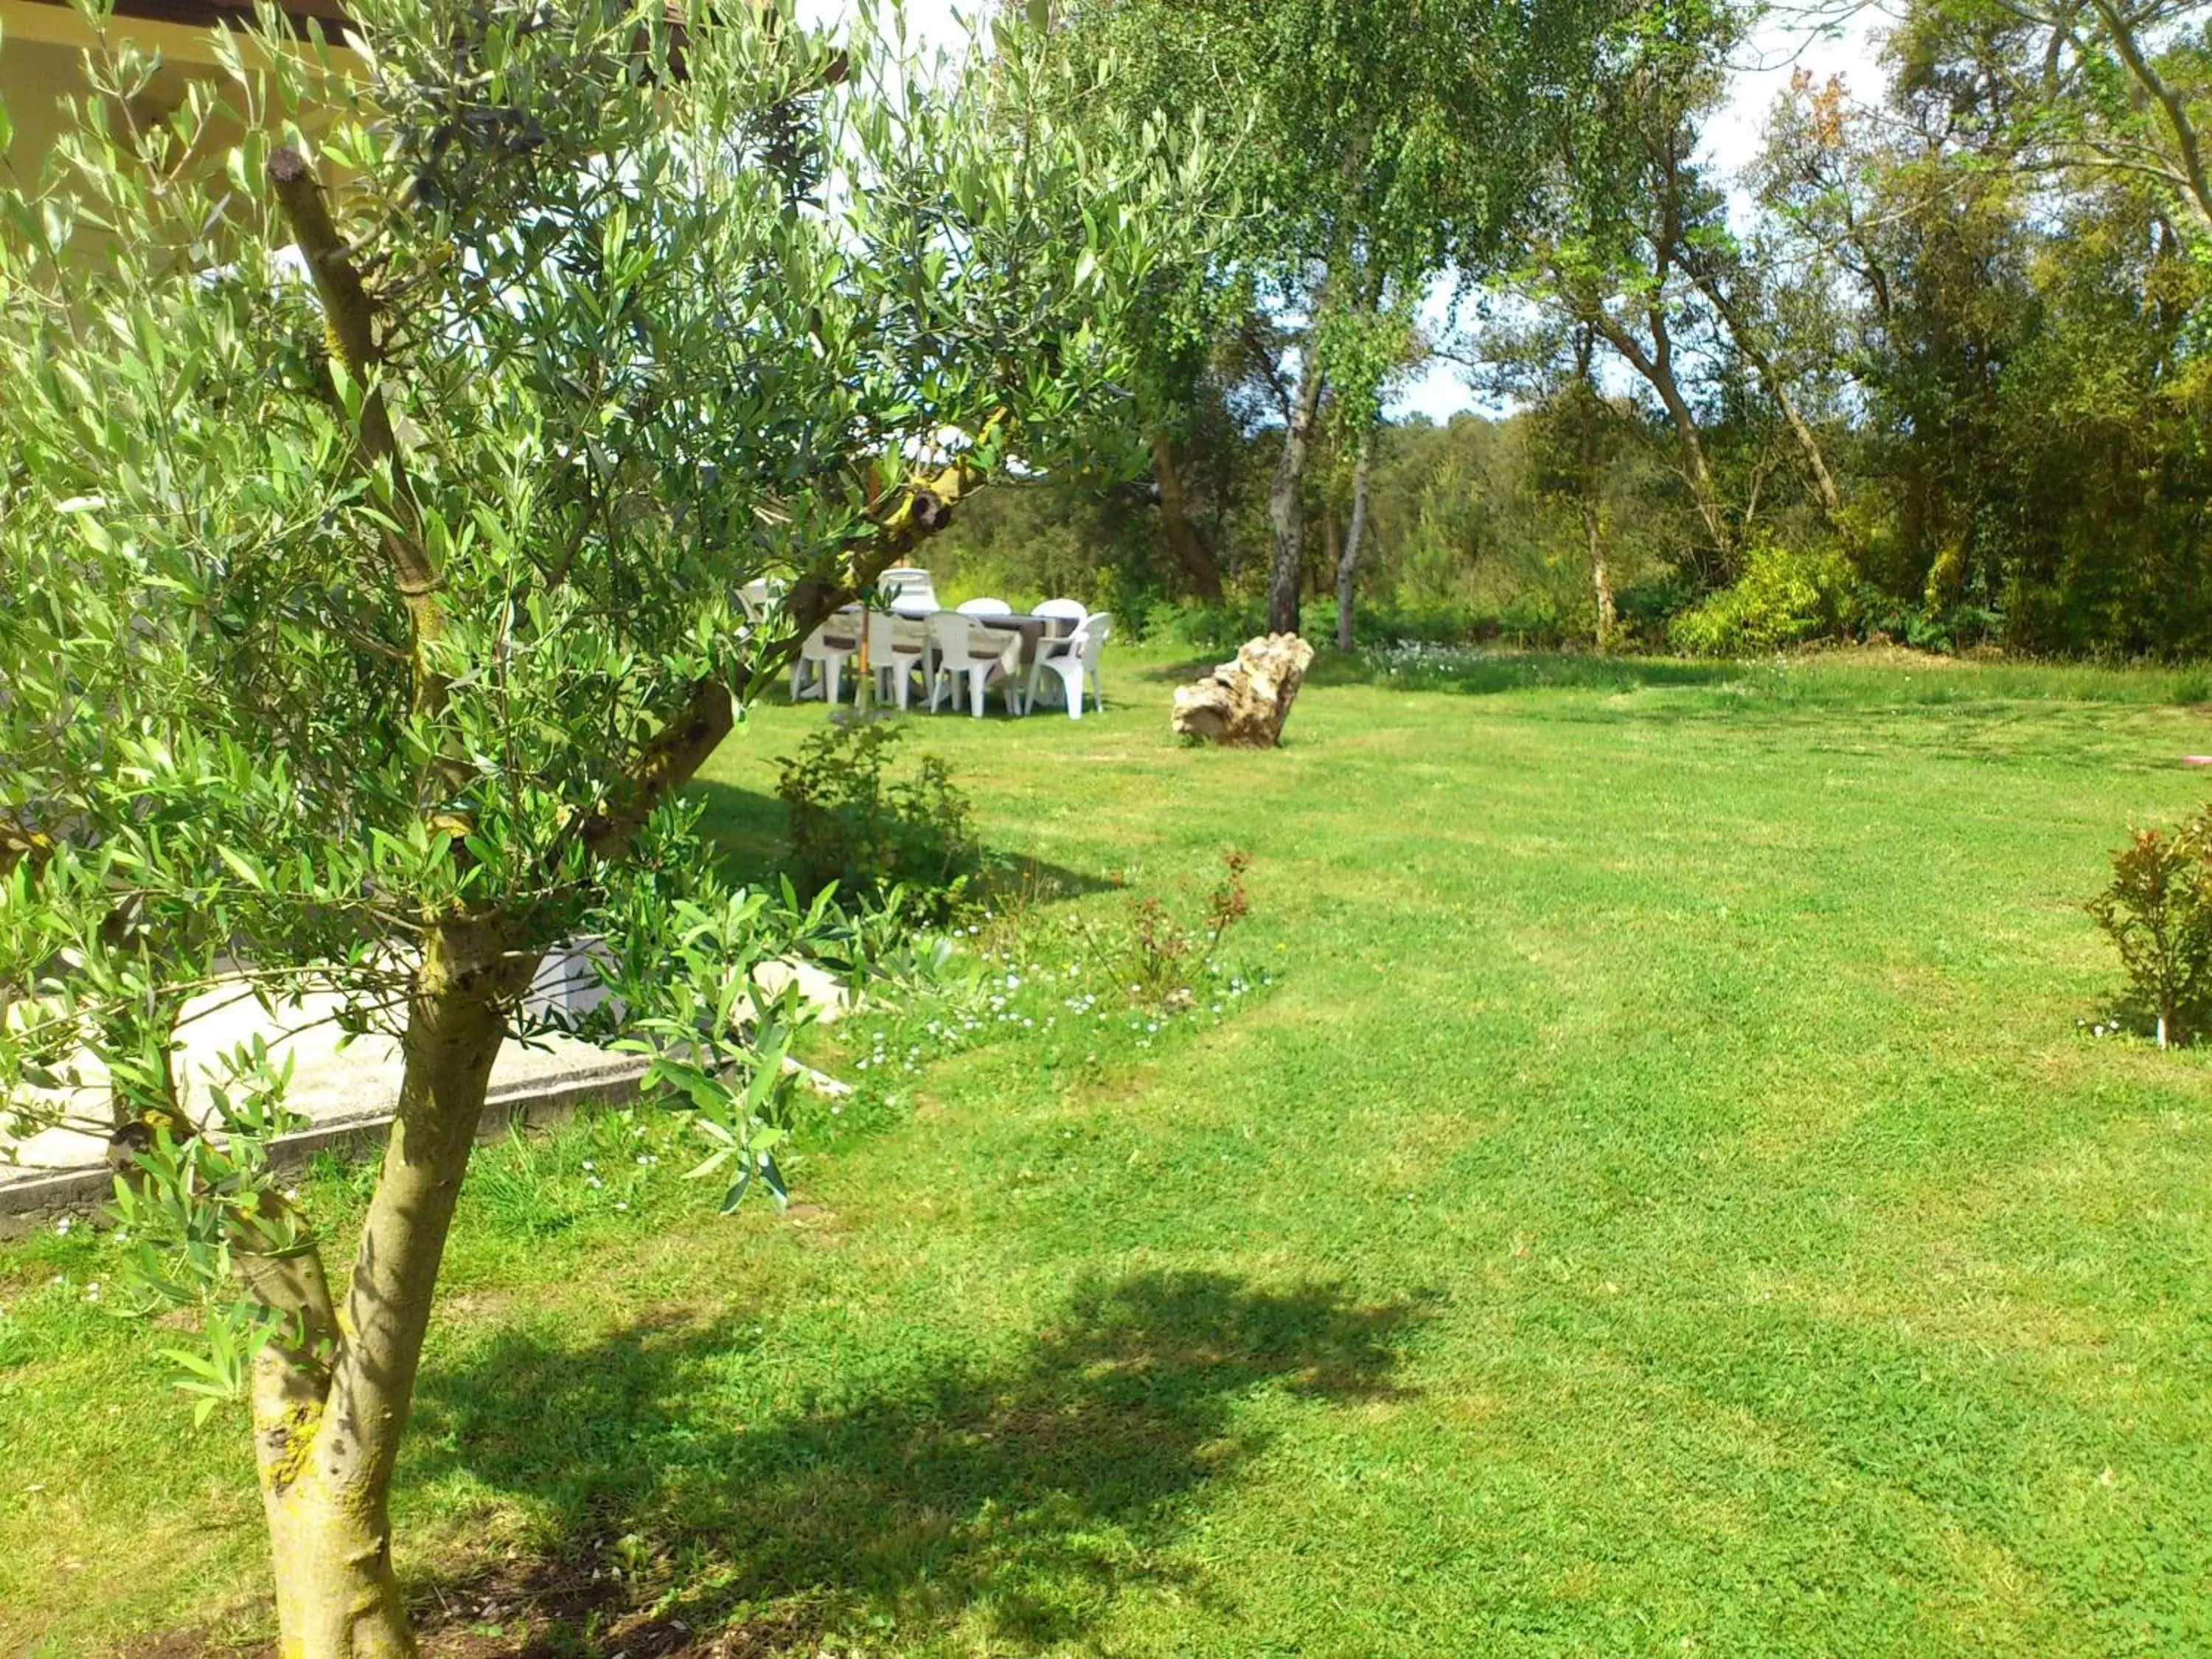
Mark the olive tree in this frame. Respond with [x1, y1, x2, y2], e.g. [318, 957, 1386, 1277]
[0, 0, 1197, 1650]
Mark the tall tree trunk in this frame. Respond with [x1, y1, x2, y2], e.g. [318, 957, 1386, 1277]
[1763, 369, 1842, 521]
[1585, 502, 1615, 650]
[247, 919, 530, 1659]
[1335, 434, 1372, 651]
[1687, 271, 1843, 521]
[1267, 344, 1326, 636]
[1148, 430, 1224, 603]
[2087, 0, 2212, 237]
[1587, 307, 1731, 568]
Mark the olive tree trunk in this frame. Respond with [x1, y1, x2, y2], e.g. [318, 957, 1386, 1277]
[243, 920, 528, 1658]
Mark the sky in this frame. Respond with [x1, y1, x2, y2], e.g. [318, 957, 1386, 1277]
[798, 0, 1893, 422]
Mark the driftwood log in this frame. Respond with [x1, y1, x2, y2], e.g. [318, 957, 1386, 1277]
[1170, 633, 1316, 748]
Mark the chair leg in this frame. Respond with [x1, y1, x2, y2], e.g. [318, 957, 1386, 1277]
[825, 659, 842, 705]
[968, 667, 986, 717]
[1061, 664, 1083, 719]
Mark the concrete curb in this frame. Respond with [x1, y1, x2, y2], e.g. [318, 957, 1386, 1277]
[0, 1051, 646, 1237]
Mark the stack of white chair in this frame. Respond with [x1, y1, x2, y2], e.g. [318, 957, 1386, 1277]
[928, 612, 1023, 717]
[791, 618, 860, 702]
[881, 566, 939, 615]
[1027, 612, 1111, 718]
[1020, 598, 1088, 710]
[866, 608, 932, 711]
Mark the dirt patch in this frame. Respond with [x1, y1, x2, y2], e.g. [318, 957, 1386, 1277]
[123, 1561, 827, 1659]
[1798, 641, 1965, 670]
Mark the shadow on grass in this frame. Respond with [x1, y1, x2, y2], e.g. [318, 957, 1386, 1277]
[1307, 647, 1740, 697]
[406, 1270, 1427, 1652]
[1133, 646, 1737, 698]
[684, 779, 1116, 905]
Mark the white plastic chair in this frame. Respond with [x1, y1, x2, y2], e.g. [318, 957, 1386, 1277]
[737, 579, 773, 625]
[880, 567, 938, 612]
[866, 609, 931, 712]
[956, 597, 1013, 616]
[1034, 597, 1088, 623]
[927, 613, 1021, 717]
[791, 616, 859, 703]
[1027, 613, 1110, 718]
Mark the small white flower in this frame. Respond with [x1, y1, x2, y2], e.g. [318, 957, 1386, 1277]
[614, 1202, 629, 1213]
[586, 1176, 603, 1189]
[53, 1217, 72, 1237]
[582, 1160, 595, 1172]
[83, 1281, 100, 1301]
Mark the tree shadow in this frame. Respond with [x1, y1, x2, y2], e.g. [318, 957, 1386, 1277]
[1308, 647, 1740, 696]
[406, 1270, 1428, 1651]
[1133, 647, 1738, 698]
[682, 779, 1116, 905]
[1134, 655, 1234, 685]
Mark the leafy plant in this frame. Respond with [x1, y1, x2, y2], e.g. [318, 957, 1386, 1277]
[1669, 540, 1860, 657]
[776, 724, 979, 919]
[2087, 809, 2212, 1047]
[1084, 849, 1253, 1006]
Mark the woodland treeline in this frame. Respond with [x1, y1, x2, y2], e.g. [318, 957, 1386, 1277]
[935, 0, 2212, 658]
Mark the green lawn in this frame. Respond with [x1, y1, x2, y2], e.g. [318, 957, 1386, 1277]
[5, 645, 2212, 1655]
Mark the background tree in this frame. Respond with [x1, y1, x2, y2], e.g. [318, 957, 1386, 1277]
[1055, 0, 1644, 635]
[0, 1, 1195, 1652]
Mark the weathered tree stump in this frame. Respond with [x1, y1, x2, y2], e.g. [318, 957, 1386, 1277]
[1170, 633, 1316, 748]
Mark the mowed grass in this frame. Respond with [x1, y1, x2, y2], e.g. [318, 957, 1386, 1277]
[5, 644, 2212, 1655]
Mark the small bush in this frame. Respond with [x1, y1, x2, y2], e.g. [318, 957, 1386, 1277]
[1670, 541, 1860, 657]
[2172, 669, 2211, 706]
[776, 724, 978, 917]
[1613, 573, 1698, 647]
[1083, 849, 1253, 1006]
[2087, 807, 2212, 1047]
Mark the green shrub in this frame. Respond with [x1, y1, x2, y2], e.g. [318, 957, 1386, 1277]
[2087, 807, 2212, 1047]
[2172, 669, 2211, 706]
[1076, 849, 1254, 1006]
[1669, 541, 1860, 657]
[776, 724, 978, 917]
